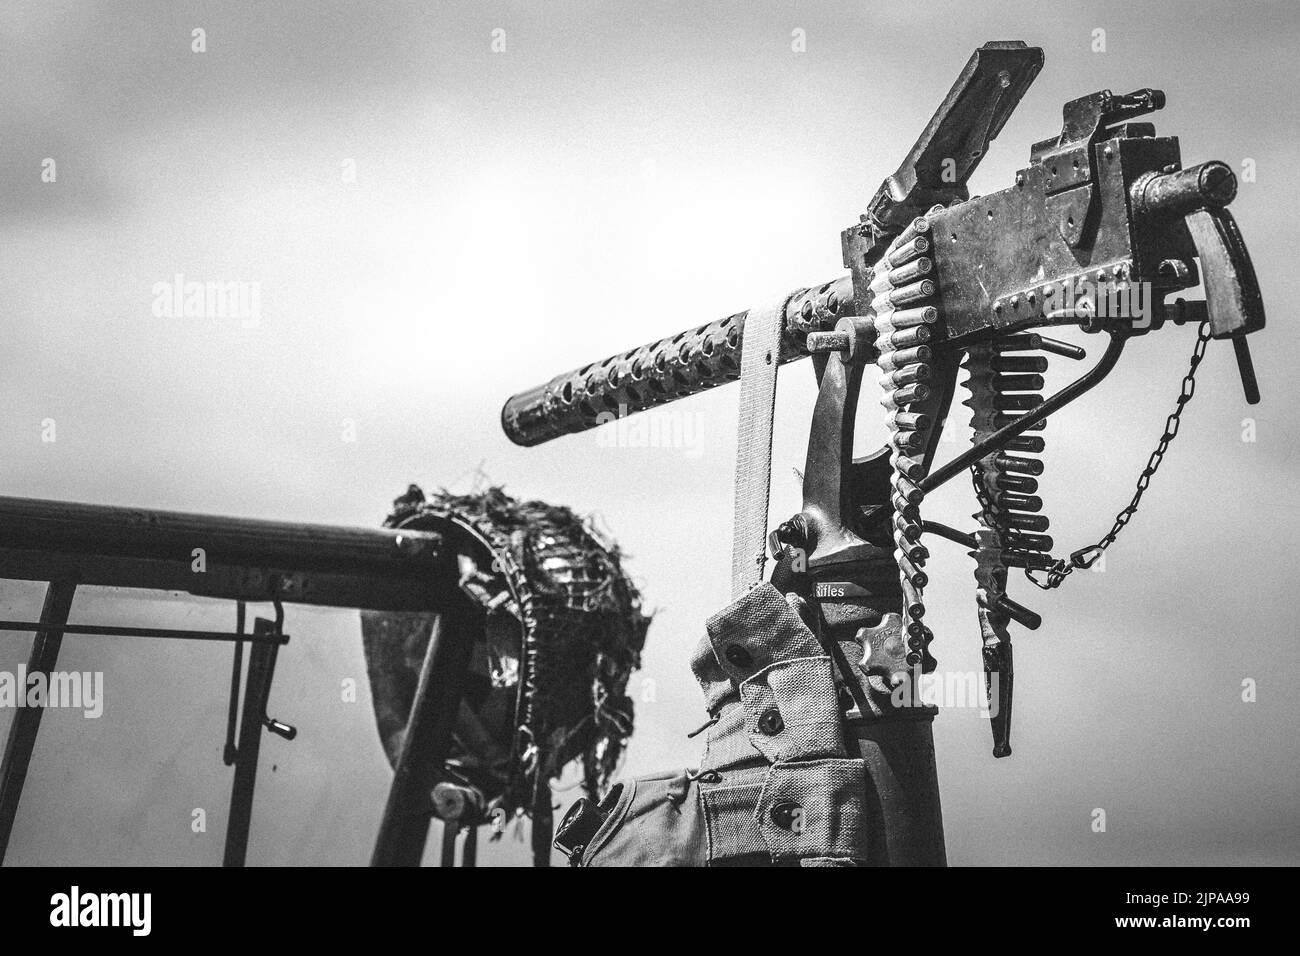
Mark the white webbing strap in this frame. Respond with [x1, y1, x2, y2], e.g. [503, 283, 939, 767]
[730, 296, 789, 599]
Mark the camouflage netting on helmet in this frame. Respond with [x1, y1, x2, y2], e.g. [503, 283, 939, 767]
[360, 485, 649, 820]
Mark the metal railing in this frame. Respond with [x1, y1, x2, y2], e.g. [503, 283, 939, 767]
[0, 495, 457, 866]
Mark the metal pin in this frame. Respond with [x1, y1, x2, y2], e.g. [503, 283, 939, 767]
[891, 382, 931, 405]
[1036, 336, 1087, 360]
[1003, 532, 1054, 552]
[892, 492, 919, 522]
[894, 474, 925, 504]
[895, 537, 929, 564]
[896, 549, 928, 589]
[891, 410, 932, 431]
[887, 305, 939, 329]
[996, 474, 1038, 494]
[1002, 550, 1056, 570]
[996, 455, 1044, 475]
[887, 257, 933, 287]
[1003, 435, 1045, 454]
[889, 345, 933, 368]
[894, 513, 923, 541]
[994, 373, 1045, 392]
[995, 492, 1042, 511]
[992, 354, 1048, 373]
[887, 363, 932, 388]
[893, 455, 926, 481]
[889, 279, 937, 308]
[993, 333, 1042, 352]
[889, 325, 932, 349]
[1001, 512, 1050, 532]
[887, 235, 931, 268]
[893, 216, 931, 249]
[892, 430, 924, 454]
[994, 392, 1043, 411]
[993, 593, 1042, 630]
[902, 577, 925, 620]
[806, 330, 851, 353]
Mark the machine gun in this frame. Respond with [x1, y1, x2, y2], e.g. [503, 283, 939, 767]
[501, 41, 1264, 760]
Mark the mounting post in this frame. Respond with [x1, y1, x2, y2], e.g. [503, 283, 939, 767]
[0, 580, 78, 864]
[370, 609, 477, 867]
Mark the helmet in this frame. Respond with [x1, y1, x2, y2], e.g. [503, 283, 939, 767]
[361, 485, 649, 831]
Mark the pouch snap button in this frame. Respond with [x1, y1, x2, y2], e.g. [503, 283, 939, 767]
[758, 708, 784, 735]
[770, 802, 802, 830]
[724, 644, 753, 668]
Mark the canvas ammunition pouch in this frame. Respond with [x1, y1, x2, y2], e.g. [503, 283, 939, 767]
[556, 583, 875, 867]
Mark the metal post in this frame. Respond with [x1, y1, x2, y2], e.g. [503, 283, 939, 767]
[531, 770, 553, 868]
[461, 825, 477, 867]
[439, 824, 458, 868]
[222, 617, 283, 867]
[370, 610, 476, 867]
[0, 580, 78, 864]
[851, 716, 947, 865]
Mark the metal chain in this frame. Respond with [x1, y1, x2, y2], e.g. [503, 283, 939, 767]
[1026, 319, 1213, 589]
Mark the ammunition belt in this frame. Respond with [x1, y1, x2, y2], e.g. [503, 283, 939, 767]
[872, 215, 942, 673]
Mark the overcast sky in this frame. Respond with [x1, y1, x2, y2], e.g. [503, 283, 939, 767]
[1, 0, 1297, 866]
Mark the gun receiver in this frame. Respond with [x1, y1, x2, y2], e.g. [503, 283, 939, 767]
[501, 42, 1265, 758]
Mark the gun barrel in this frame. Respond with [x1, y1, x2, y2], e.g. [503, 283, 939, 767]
[501, 275, 855, 446]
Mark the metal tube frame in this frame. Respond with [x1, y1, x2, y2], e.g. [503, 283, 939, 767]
[370, 610, 478, 867]
[0, 494, 473, 867]
[0, 581, 78, 861]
